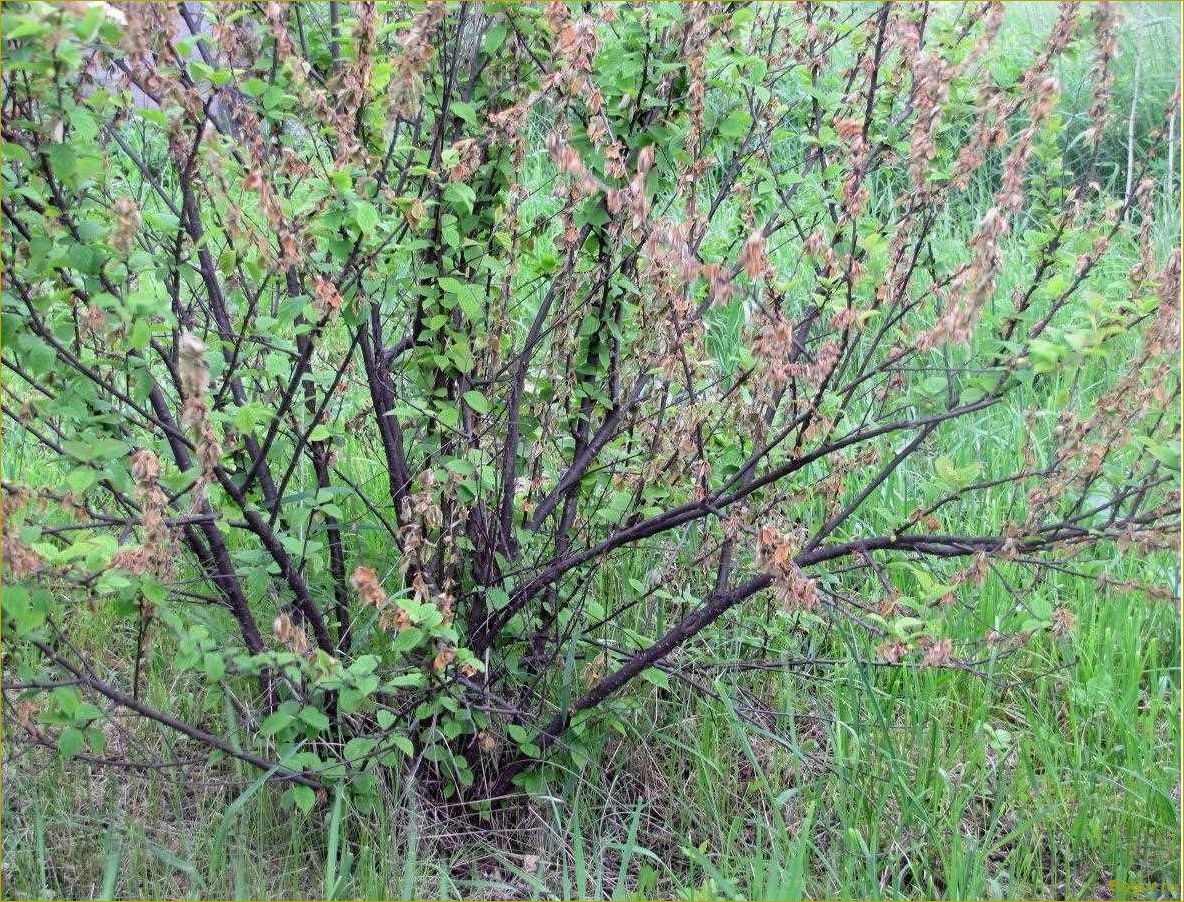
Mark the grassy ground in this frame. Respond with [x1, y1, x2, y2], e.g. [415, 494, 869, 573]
[2, 558, 1178, 899]
[2, 3, 1181, 900]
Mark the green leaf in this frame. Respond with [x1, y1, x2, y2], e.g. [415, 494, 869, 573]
[129, 319, 151, 350]
[67, 468, 99, 494]
[920, 375, 947, 396]
[338, 688, 365, 713]
[443, 183, 476, 216]
[265, 353, 289, 379]
[52, 686, 81, 718]
[483, 24, 507, 54]
[445, 457, 475, 477]
[718, 108, 752, 138]
[462, 390, 491, 414]
[348, 654, 379, 677]
[5, 17, 47, 40]
[137, 108, 169, 128]
[92, 438, 130, 461]
[233, 402, 271, 434]
[891, 617, 926, 639]
[389, 735, 414, 756]
[74, 702, 104, 724]
[451, 101, 477, 126]
[355, 674, 380, 696]
[260, 710, 294, 737]
[641, 668, 670, 690]
[290, 784, 316, 815]
[2, 585, 47, 634]
[507, 724, 530, 744]
[203, 652, 226, 682]
[390, 627, 423, 652]
[455, 284, 484, 322]
[299, 706, 331, 732]
[354, 201, 379, 232]
[344, 736, 377, 762]
[58, 726, 85, 759]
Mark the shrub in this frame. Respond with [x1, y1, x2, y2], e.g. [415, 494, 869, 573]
[1, 1, 1179, 814]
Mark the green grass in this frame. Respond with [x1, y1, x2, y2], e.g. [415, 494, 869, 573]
[3, 562, 1177, 899]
